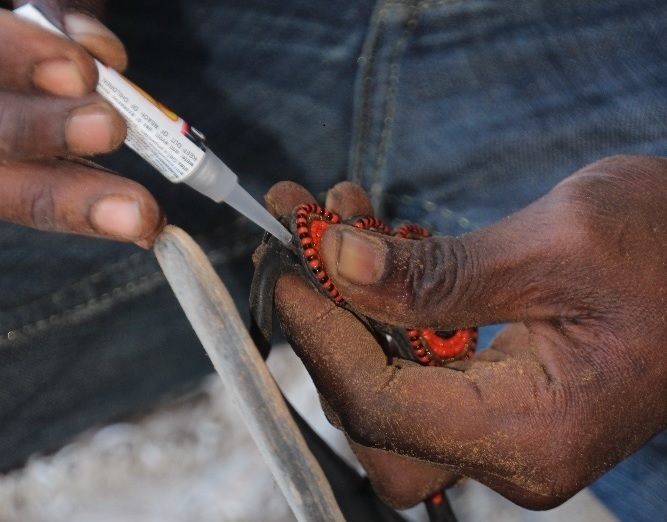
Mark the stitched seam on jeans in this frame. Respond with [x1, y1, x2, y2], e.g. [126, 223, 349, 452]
[0, 234, 258, 346]
[350, 1, 387, 185]
[371, 1, 427, 210]
[351, 0, 463, 193]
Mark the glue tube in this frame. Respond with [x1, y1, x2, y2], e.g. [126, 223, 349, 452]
[15, 3, 292, 244]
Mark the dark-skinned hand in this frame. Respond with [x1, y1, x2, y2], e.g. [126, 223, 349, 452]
[0, 1, 164, 247]
[267, 154, 667, 510]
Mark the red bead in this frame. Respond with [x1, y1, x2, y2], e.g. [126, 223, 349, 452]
[430, 492, 444, 505]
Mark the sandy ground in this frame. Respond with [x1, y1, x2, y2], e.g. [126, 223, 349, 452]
[0, 345, 616, 522]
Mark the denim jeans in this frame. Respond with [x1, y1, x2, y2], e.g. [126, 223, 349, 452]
[0, 0, 665, 519]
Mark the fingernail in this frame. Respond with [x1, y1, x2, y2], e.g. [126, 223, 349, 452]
[33, 59, 87, 96]
[63, 12, 122, 45]
[335, 229, 387, 285]
[90, 196, 142, 239]
[64, 13, 128, 70]
[66, 105, 115, 152]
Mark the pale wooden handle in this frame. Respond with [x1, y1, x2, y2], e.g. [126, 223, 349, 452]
[154, 225, 343, 522]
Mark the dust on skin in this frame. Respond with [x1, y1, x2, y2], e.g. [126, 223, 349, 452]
[273, 273, 457, 507]
[277, 277, 471, 500]
[276, 232, 573, 506]
[263, 190, 584, 508]
[269, 215, 550, 505]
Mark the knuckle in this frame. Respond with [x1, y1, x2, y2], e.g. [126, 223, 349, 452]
[404, 236, 474, 326]
[0, 92, 74, 158]
[341, 407, 385, 448]
[510, 420, 590, 509]
[27, 180, 59, 230]
[0, 95, 32, 156]
[550, 175, 631, 259]
[338, 368, 399, 448]
[526, 467, 585, 510]
[403, 238, 449, 319]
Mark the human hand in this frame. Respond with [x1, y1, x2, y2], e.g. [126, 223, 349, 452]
[269, 155, 667, 509]
[0, 1, 164, 247]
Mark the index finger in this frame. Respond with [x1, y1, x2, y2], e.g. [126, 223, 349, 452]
[274, 273, 576, 509]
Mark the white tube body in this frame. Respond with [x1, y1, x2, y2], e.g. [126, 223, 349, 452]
[95, 64, 227, 189]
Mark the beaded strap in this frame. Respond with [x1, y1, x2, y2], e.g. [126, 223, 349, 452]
[291, 205, 478, 366]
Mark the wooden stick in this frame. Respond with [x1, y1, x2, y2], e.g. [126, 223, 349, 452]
[154, 225, 344, 522]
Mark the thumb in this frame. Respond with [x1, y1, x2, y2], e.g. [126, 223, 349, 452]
[319, 188, 585, 329]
